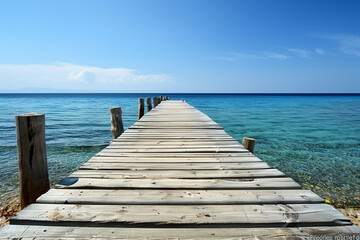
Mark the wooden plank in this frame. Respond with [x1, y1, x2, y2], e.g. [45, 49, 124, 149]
[55, 177, 301, 189]
[88, 156, 262, 163]
[115, 137, 235, 141]
[129, 126, 224, 129]
[2, 225, 359, 239]
[70, 169, 286, 179]
[95, 152, 256, 158]
[123, 130, 228, 133]
[98, 148, 249, 153]
[10, 204, 351, 227]
[106, 144, 245, 149]
[79, 162, 270, 170]
[110, 140, 241, 145]
[133, 121, 220, 125]
[37, 189, 324, 205]
[113, 138, 236, 141]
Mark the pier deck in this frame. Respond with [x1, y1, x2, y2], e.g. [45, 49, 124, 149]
[1, 100, 359, 239]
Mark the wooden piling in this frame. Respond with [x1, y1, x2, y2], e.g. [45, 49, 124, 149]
[138, 98, 145, 120]
[242, 137, 255, 153]
[146, 97, 152, 112]
[152, 97, 157, 107]
[15, 113, 50, 209]
[159, 96, 163, 102]
[109, 107, 124, 139]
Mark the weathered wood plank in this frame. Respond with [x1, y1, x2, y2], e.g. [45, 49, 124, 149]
[70, 169, 286, 179]
[95, 152, 256, 158]
[129, 126, 224, 129]
[2, 225, 359, 239]
[88, 156, 262, 163]
[99, 148, 249, 153]
[10, 204, 351, 227]
[79, 162, 270, 170]
[110, 140, 241, 145]
[37, 189, 324, 205]
[106, 144, 245, 149]
[55, 177, 301, 189]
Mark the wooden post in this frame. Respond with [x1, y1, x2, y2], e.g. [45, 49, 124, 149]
[146, 97, 152, 112]
[138, 98, 145, 120]
[15, 113, 50, 209]
[109, 107, 124, 139]
[159, 96, 163, 102]
[152, 97, 158, 107]
[242, 137, 255, 153]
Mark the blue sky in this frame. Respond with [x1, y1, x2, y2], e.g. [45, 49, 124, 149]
[0, 0, 360, 93]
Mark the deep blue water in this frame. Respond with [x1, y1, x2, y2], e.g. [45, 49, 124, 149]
[0, 93, 359, 207]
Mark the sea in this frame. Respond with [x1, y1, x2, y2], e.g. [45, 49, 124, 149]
[0, 93, 359, 208]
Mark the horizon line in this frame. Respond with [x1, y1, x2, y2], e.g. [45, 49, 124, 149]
[1, 92, 360, 95]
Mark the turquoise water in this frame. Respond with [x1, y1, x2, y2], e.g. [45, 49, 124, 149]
[0, 94, 359, 207]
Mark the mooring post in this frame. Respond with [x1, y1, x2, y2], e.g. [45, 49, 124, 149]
[152, 97, 158, 107]
[15, 113, 50, 209]
[146, 97, 152, 112]
[242, 137, 255, 153]
[109, 107, 124, 139]
[159, 96, 163, 102]
[138, 98, 145, 120]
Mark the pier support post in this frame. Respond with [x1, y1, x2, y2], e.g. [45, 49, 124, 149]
[152, 97, 158, 107]
[159, 96, 163, 102]
[138, 98, 145, 119]
[146, 97, 152, 112]
[15, 113, 50, 209]
[109, 107, 124, 139]
[242, 137, 255, 153]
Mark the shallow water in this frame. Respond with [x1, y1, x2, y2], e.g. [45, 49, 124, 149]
[0, 94, 359, 207]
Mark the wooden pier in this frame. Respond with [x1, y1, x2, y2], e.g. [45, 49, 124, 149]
[1, 100, 359, 239]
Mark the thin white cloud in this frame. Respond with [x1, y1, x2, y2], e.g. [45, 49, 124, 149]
[319, 34, 360, 57]
[215, 51, 289, 61]
[315, 48, 325, 54]
[0, 63, 173, 92]
[287, 48, 311, 58]
[264, 52, 289, 60]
